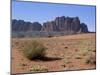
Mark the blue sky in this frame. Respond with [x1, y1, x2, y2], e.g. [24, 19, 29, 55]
[12, 1, 96, 32]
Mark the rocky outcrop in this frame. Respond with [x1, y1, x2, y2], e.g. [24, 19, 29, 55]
[41, 21, 57, 31]
[41, 16, 88, 33]
[80, 23, 88, 33]
[12, 19, 42, 32]
[12, 16, 88, 33]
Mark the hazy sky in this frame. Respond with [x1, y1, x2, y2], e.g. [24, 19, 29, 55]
[12, 1, 96, 32]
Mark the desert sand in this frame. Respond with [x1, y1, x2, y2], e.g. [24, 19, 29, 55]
[11, 33, 96, 74]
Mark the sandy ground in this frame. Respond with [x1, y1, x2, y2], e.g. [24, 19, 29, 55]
[11, 33, 96, 74]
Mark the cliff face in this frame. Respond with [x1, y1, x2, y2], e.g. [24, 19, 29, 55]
[12, 19, 42, 32]
[12, 16, 88, 33]
[41, 16, 88, 33]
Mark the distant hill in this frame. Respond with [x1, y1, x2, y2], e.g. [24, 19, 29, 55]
[12, 16, 89, 37]
[12, 19, 42, 32]
[41, 16, 88, 33]
[12, 16, 88, 33]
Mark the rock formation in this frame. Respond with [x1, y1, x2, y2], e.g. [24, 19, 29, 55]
[12, 16, 88, 33]
[12, 19, 42, 32]
[41, 16, 88, 33]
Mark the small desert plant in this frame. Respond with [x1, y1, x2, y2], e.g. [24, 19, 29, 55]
[22, 40, 46, 60]
[30, 65, 48, 72]
[85, 53, 96, 65]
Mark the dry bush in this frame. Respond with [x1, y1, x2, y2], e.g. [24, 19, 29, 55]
[30, 65, 48, 72]
[85, 52, 96, 65]
[22, 40, 46, 60]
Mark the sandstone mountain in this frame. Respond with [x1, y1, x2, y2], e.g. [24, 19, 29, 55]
[12, 16, 88, 33]
[41, 16, 88, 33]
[12, 19, 42, 32]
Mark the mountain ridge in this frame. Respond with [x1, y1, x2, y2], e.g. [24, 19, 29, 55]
[12, 16, 89, 33]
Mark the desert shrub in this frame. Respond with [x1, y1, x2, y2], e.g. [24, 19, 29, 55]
[22, 40, 46, 60]
[85, 52, 96, 65]
[30, 65, 48, 72]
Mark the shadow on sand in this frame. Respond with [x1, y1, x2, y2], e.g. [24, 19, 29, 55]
[32, 56, 63, 61]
